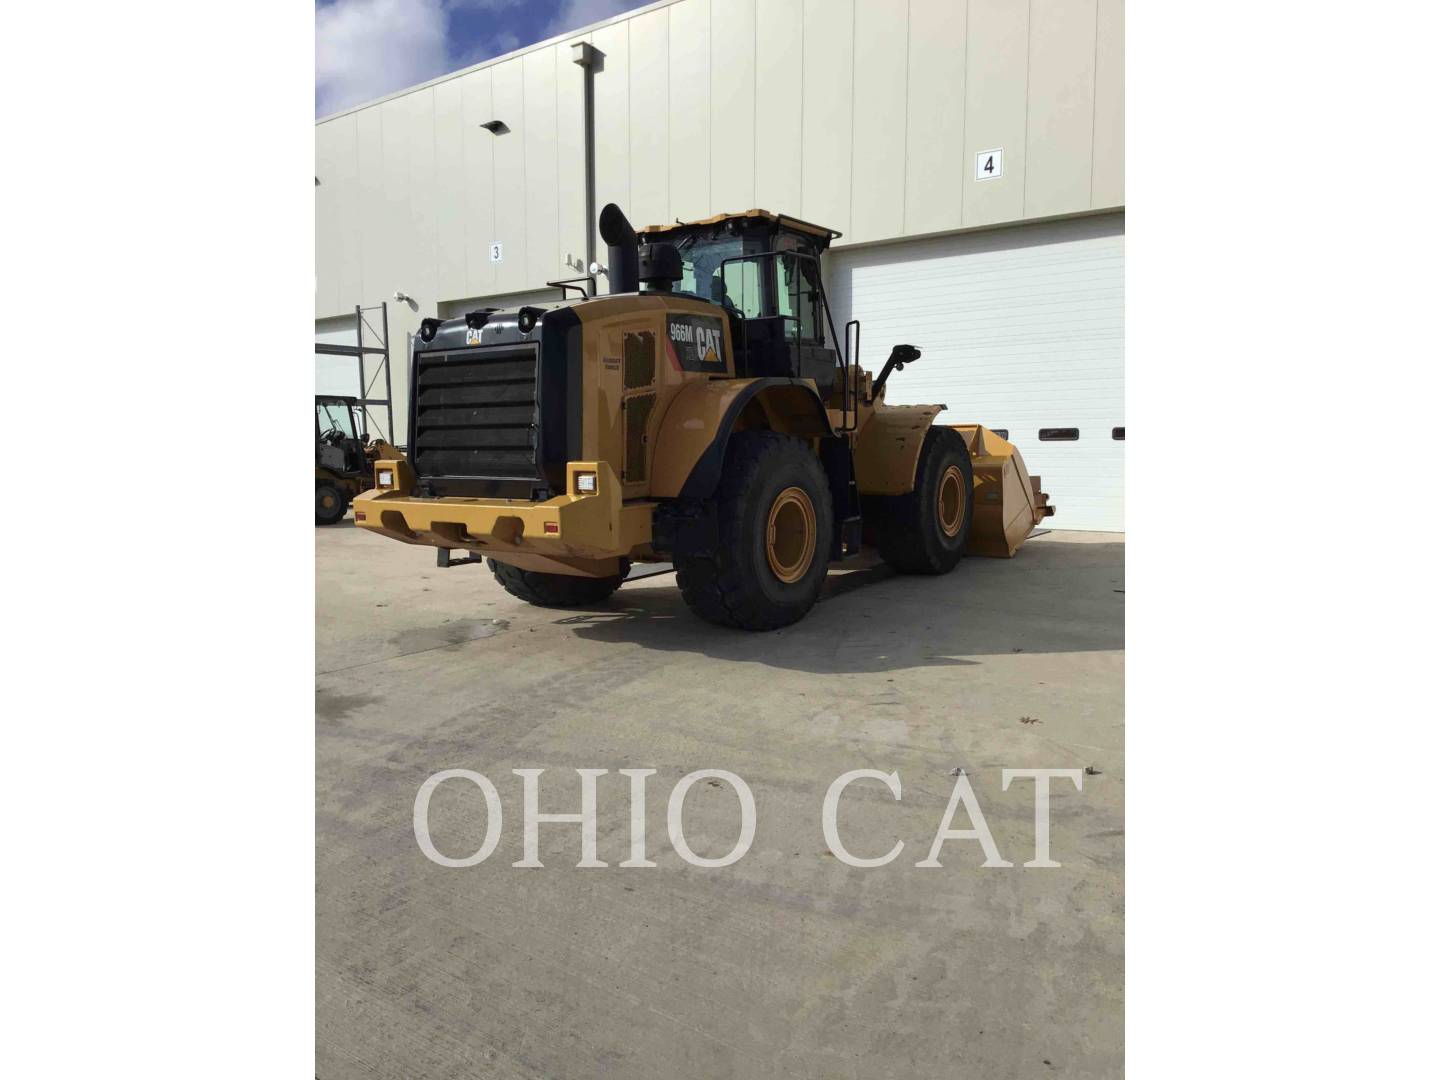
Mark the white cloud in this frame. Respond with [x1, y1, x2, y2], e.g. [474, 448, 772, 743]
[316, 0, 451, 116]
[453, 30, 522, 71]
[316, 0, 646, 117]
[543, 0, 640, 38]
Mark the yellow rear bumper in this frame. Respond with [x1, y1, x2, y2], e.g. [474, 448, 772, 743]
[353, 460, 654, 578]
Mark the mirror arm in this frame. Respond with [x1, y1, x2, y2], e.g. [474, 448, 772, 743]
[871, 344, 921, 399]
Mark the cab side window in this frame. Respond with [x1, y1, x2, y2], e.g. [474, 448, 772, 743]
[720, 259, 765, 319]
[777, 253, 823, 344]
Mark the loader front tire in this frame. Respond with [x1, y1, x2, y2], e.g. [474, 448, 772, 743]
[675, 432, 834, 631]
[316, 482, 347, 526]
[488, 559, 626, 608]
[869, 426, 974, 574]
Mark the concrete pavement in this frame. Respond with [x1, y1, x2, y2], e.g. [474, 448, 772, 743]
[317, 522, 1124, 1078]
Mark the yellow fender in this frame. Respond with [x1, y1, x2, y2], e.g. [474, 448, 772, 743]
[852, 404, 944, 495]
[649, 377, 832, 499]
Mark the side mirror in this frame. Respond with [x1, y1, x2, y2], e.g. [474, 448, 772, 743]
[872, 344, 921, 398]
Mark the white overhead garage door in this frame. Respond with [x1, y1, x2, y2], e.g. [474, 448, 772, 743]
[828, 213, 1124, 532]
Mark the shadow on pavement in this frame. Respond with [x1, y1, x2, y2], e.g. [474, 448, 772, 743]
[551, 539, 1124, 675]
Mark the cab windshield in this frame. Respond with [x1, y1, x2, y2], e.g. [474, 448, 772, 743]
[316, 400, 357, 441]
[674, 235, 746, 310]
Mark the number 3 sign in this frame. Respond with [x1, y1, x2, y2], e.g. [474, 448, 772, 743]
[975, 148, 1004, 181]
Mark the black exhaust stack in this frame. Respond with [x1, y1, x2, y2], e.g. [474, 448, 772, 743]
[598, 203, 639, 295]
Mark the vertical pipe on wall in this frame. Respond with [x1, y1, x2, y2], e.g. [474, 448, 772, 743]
[353, 304, 365, 436]
[571, 42, 599, 297]
[380, 300, 394, 445]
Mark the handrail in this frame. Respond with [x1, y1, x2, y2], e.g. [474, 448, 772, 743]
[843, 319, 860, 432]
[546, 275, 593, 301]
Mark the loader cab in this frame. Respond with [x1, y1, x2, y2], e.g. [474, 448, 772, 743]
[316, 394, 366, 477]
[638, 211, 843, 395]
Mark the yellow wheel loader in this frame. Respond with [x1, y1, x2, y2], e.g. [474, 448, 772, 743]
[315, 395, 401, 525]
[353, 205, 1053, 629]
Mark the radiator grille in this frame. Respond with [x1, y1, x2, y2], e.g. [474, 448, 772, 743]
[412, 344, 540, 480]
[623, 330, 655, 389]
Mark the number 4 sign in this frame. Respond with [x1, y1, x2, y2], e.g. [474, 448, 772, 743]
[975, 148, 1003, 181]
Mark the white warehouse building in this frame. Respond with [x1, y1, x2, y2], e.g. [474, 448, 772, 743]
[315, 0, 1124, 530]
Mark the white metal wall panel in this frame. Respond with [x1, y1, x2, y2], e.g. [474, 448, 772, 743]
[710, 0, 757, 213]
[315, 0, 1124, 320]
[828, 213, 1124, 531]
[1092, 0, 1126, 209]
[490, 59, 529, 295]
[1024, 0, 1099, 218]
[667, 0, 711, 223]
[458, 66, 498, 299]
[903, 0, 968, 237]
[523, 49, 563, 287]
[753, 0, 804, 215]
[851, 0, 908, 243]
[555, 41, 590, 280]
[963, 0, 1029, 228]
[590, 20, 631, 268]
[799, 0, 854, 238]
[628, 8, 671, 231]
[313, 119, 346, 317]
[433, 76, 469, 301]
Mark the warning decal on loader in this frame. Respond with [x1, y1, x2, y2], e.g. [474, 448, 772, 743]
[665, 313, 727, 374]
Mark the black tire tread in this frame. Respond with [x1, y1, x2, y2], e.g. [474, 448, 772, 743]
[488, 559, 626, 607]
[869, 426, 974, 574]
[315, 481, 347, 526]
[675, 432, 833, 631]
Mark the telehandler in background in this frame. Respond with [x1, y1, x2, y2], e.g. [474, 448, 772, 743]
[315, 395, 400, 525]
[353, 204, 1053, 628]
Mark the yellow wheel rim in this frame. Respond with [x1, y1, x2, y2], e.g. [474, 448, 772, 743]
[765, 486, 817, 584]
[938, 465, 965, 538]
[320, 493, 337, 509]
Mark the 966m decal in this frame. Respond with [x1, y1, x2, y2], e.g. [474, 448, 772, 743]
[665, 313, 727, 373]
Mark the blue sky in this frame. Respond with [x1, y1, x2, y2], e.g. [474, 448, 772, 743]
[317, 0, 646, 117]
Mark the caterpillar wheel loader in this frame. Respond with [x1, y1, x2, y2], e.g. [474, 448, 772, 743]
[315, 395, 400, 525]
[352, 204, 1053, 629]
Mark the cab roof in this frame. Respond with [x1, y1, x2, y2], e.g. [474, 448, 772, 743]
[638, 209, 841, 242]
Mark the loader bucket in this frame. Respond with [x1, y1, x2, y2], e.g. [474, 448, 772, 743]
[948, 425, 1056, 558]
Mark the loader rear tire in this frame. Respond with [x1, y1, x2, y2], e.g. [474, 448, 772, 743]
[675, 432, 834, 631]
[488, 559, 627, 608]
[869, 426, 974, 574]
[316, 482, 347, 526]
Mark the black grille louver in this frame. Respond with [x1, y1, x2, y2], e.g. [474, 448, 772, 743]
[412, 344, 540, 482]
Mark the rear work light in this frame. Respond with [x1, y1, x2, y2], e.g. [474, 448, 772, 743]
[377, 468, 394, 488]
[574, 472, 597, 495]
